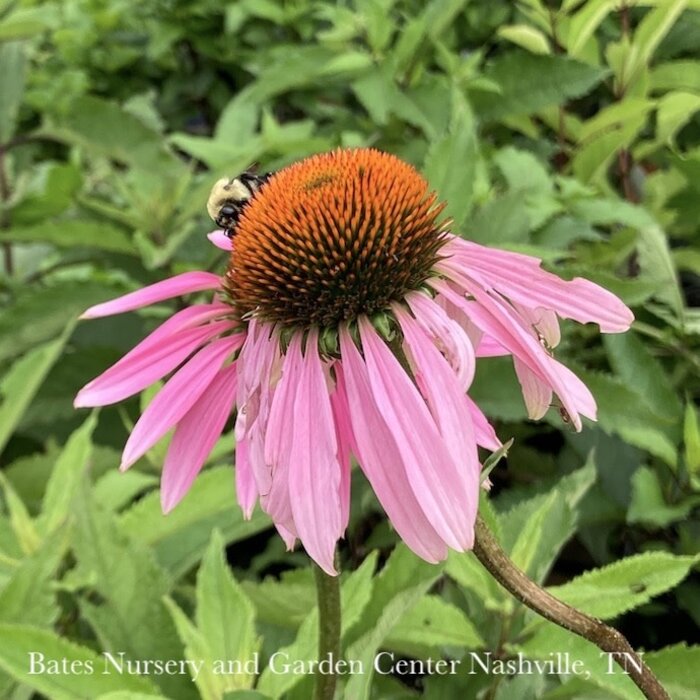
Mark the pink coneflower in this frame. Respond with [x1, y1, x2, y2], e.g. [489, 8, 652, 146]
[75, 148, 633, 574]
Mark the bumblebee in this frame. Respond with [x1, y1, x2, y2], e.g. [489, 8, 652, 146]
[206, 170, 271, 238]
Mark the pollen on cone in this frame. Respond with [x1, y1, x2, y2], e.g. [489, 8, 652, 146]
[225, 148, 447, 327]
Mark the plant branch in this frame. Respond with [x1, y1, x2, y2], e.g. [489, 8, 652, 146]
[472, 514, 670, 700]
[313, 557, 341, 700]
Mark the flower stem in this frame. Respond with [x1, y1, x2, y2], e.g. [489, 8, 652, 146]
[472, 514, 670, 700]
[313, 558, 341, 700]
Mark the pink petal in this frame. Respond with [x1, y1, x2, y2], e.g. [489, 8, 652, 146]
[405, 291, 476, 391]
[287, 329, 343, 575]
[465, 395, 502, 451]
[358, 317, 475, 551]
[514, 358, 552, 420]
[235, 439, 259, 519]
[161, 363, 238, 512]
[475, 335, 510, 357]
[74, 320, 235, 407]
[80, 271, 222, 319]
[338, 330, 448, 563]
[276, 523, 298, 550]
[441, 239, 634, 333]
[208, 230, 233, 251]
[330, 364, 354, 533]
[433, 277, 595, 431]
[394, 306, 480, 518]
[262, 334, 303, 525]
[120, 335, 243, 470]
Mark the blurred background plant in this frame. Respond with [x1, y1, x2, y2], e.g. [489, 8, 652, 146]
[0, 1, 698, 698]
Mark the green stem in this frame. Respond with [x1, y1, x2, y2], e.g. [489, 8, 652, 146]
[473, 514, 670, 700]
[313, 557, 341, 700]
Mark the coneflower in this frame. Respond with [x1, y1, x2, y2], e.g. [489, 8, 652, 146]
[75, 148, 633, 574]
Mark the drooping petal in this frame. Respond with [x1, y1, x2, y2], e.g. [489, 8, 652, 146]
[121, 334, 243, 470]
[441, 239, 634, 333]
[80, 272, 222, 319]
[465, 395, 502, 451]
[287, 329, 343, 575]
[475, 335, 510, 358]
[513, 303, 561, 349]
[338, 328, 448, 563]
[330, 364, 355, 533]
[433, 276, 595, 430]
[262, 334, 303, 525]
[74, 320, 235, 407]
[405, 291, 476, 391]
[358, 317, 475, 551]
[514, 358, 552, 420]
[395, 304, 480, 490]
[208, 230, 233, 251]
[234, 438, 259, 519]
[161, 363, 238, 512]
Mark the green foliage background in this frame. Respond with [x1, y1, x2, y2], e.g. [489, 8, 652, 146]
[1, 0, 699, 698]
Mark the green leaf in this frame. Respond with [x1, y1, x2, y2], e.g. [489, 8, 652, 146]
[547, 551, 698, 618]
[603, 331, 682, 424]
[0, 280, 121, 364]
[343, 576, 438, 700]
[637, 224, 685, 320]
[196, 531, 259, 690]
[0, 623, 158, 698]
[623, 0, 688, 91]
[72, 491, 191, 700]
[655, 90, 700, 144]
[163, 598, 222, 700]
[256, 554, 377, 699]
[566, 0, 617, 59]
[497, 24, 550, 55]
[645, 644, 700, 700]
[0, 220, 135, 255]
[0, 330, 73, 454]
[574, 367, 678, 465]
[386, 595, 484, 654]
[423, 91, 477, 230]
[241, 569, 315, 629]
[119, 466, 271, 577]
[500, 461, 596, 583]
[47, 96, 179, 173]
[472, 53, 608, 120]
[650, 60, 700, 92]
[0, 41, 25, 142]
[683, 402, 700, 473]
[0, 472, 40, 554]
[0, 527, 68, 627]
[465, 191, 530, 245]
[627, 467, 696, 526]
[38, 413, 97, 535]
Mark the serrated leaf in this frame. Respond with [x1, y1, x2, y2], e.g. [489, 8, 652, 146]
[119, 466, 271, 577]
[472, 53, 608, 120]
[196, 531, 258, 690]
[73, 491, 192, 700]
[38, 413, 97, 535]
[547, 551, 698, 618]
[0, 331, 72, 454]
[0, 623, 158, 698]
[0, 527, 68, 627]
[423, 91, 477, 230]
